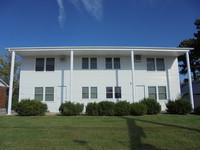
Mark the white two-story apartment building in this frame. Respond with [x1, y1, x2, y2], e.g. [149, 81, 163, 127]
[6, 47, 194, 114]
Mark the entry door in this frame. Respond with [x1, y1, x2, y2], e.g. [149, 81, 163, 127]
[136, 85, 145, 102]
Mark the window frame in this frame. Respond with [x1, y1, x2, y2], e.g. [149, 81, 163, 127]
[45, 87, 54, 101]
[91, 87, 98, 99]
[115, 87, 121, 98]
[82, 87, 89, 99]
[148, 86, 157, 100]
[35, 58, 45, 71]
[35, 58, 55, 72]
[146, 58, 165, 71]
[34, 87, 43, 101]
[46, 58, 55, 71]
[106, 87, 113, 98]
[158, 86, 167, 100]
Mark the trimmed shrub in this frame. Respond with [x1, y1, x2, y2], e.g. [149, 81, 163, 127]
[141, 98, 161, 115]
[115, 101, 130, 116]
[166, 100, 178, 114]
[16, 99, 47, 116]
[59, 102, 83, 116]
[194, 105, 200, 115]
[98, 101, 115, 116]
[166, 99, 192, 114]
[130, 102, 147, 116]
[86, 102, 99, 116]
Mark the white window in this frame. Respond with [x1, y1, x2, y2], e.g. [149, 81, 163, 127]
[35, 58, 55, 71]
[34, 87, 54, 101]
[82, 87, 89, 99]
[106, 87, 113, 98]
[45, 87, 54, 101]
[148, 86, 157, 100]
[148, 86, 167, 100]
[91, 87, 97, 99]
[158, 86, 167, 99]
[82, 58, 97, 69]
[106, 86, 122, 98]
[34, 87, 43, 101]
[147, 58, 165, 71]
[115, 87, 121, 98]
[106, 58, 120, 69]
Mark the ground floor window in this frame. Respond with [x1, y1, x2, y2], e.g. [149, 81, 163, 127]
[34, 87, 54, 101]
[148, 86, 167, 100]
[106, 86, 121, 99]
[91, 87, 97, 99]
[82, 87, 98, 99]
[82, 87, 89, 99]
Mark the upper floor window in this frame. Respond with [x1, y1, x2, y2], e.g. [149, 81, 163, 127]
[36, 58, 45, 71]
[82, 58, 97, 69]
[105, 57, 120, 69]
[147, 58, 165, 71]
[46, 58, 55, 71]
[35, 58, 55, 71]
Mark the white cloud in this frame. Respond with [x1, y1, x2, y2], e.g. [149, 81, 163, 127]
[57, 0, 65, 29]
[69, 0, 103, 21]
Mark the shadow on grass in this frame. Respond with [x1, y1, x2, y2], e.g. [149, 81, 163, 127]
[134, 118, 200, 133]
[122, 117, 161, 150]
[73, 140, 93, 150]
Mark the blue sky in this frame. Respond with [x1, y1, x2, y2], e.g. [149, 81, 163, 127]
[0, 0, 200, 56]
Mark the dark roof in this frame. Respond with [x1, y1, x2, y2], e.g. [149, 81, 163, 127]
[181, 81, 200, 94]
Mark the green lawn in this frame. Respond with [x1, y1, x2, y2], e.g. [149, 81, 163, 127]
[0, 115, 200, 150]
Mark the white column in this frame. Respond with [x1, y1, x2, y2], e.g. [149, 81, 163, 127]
[186, 51, 194, 109]
[7, 50, 15, 115]
[131, 50, 136, 102]
[70, 50, 74, 101]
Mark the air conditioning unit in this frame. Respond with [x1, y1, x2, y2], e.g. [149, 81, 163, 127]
[134, 55, 141, 62]
[60, 56, 66, 62]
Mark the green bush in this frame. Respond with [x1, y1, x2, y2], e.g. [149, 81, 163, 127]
[98, 101, 115, 116]
[16, 99, 47, 116]
[59, 102, 83, 116]
[141, 98, 161, 115]
[86, 102, 99, 116]
[166, 100, 178, 114]
[166, 99, 192, 114]
[194, 105, 200, 115]
[130, 102, 147, 116]
[115, 101, 130, 116]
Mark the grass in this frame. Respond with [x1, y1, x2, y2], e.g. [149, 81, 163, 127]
[0, 115, 200, 150]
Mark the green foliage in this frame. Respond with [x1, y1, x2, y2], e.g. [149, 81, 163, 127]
[130, 102, 147, 116]
[59, 102, 83, 116]
[141, 98, 161, 115]
[16, 99, 47, 116]
[194, 105, 200, 115]
[98, 101, 115, 116]
[86, 102, 99, 116]
[166, 101, 177, 114]
[166, 99, 192, 114]
[0, 53, 20, 95]
[115, 101, 130, 116]
[178, 19, 200, 80]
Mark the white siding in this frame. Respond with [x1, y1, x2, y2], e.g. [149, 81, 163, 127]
[19, 55, 181, 112]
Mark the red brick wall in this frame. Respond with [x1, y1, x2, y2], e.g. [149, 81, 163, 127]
[0, 86, 7, 108]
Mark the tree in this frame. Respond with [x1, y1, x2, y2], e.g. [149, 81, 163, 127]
[178, 19, 200, 80]
[0, 52, 20, 97]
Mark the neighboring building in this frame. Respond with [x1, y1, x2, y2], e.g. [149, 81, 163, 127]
[0, 79, 8, 109]
[6, 47, 194, 113]
[181, 81, 200, 108]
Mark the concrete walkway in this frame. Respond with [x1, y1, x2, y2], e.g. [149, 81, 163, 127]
[0, 109, 16, 115]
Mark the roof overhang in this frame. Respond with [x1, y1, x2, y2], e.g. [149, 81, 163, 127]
[5, 46, 193, 57]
